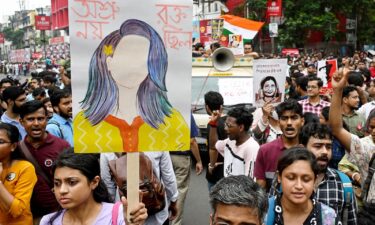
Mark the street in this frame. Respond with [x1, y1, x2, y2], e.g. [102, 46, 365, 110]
[182, 166, 210, 225]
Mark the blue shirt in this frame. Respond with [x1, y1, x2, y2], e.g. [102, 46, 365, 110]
[46, 113, 73, 146]
[1, 112, 26, 139]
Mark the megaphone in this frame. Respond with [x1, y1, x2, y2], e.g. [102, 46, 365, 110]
[212, 47, 235, 72]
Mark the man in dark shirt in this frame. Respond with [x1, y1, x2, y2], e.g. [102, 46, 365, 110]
[254, 99, 304, 191]
[19, 100, 70, 222]
[204, 91, 226, 190]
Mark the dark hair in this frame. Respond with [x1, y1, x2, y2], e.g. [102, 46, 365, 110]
[42, 97, 51, 105]
[295, 76, 308, 91]
[260, 76, 280, 98]
[0, 123, 23, 160]
[321, 106, 330, 121]
[49, 148, 110, 224]
[42, 74, 57, 84]
[300, 123, 332, 146]
[204, 91, 224, 111]
[364, 108, 375, 133]
[2, 86, 25, 102]
[307, 76, 323, 88]
[227, 107, 253, 131]
[19, 100, 47, 119]
[32, 87, 46, 98]
[291, 72, 304, 80]
[194, 42, 204, 51]
[303, 112, 319, 125]
[0, 78, 14, 87]
[210, 42, 221, 51]
[210, 175, 268, 224]
[348, 71, 364, 87]
[275, 99, 303, 118]
[243, 42, 253, 47]
[342, 85, 358, 99]
[50, 89, 71, 107]
[53, 148, 110, 203]
[277, 147, 320, 177]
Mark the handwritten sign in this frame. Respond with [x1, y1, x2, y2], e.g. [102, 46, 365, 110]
[70, 0, 119, 40]
[156, 4, 192, 50]
[218, 78, 253, 105]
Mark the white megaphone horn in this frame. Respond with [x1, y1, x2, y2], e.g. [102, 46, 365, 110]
[212, 47, 235, 72]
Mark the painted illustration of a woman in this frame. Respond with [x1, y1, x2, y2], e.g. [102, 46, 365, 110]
[255, 76, 282, 106]
[74, 19, 190, 153]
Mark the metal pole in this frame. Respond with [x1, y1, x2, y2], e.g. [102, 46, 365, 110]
[43, 30, 46, 59]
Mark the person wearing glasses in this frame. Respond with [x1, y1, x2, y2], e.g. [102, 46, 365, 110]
[0, 123, 37, 225]
[298, 76, 330, 116]
[208, 107, 259, 179]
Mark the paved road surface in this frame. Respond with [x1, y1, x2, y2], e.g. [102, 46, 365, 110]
[182, 166, 210, 225]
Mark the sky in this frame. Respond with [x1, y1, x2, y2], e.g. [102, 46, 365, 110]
[0, 0, 50, 23]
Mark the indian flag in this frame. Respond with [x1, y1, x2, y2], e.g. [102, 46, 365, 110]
[221, 15, 264, 42]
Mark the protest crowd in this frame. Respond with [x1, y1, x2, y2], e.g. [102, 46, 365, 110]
[0, 43, 374, 225]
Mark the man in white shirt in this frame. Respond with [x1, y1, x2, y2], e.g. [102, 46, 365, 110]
[209, 107, 259, 178]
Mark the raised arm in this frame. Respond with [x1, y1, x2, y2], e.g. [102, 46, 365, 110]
[329, 68, 352, 151]
[208, 109, 221, 174]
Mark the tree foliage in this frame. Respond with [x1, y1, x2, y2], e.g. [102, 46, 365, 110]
[243, 0, 375, 49]
[2, 27, 24, 49]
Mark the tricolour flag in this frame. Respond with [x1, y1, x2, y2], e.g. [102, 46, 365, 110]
[221, 15, 264, 42]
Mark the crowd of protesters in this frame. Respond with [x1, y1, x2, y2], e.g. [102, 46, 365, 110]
[0, 45, 374, 225]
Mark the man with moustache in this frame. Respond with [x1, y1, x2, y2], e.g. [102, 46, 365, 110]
[300, 123, 357, 225]
[1, 86, 27, 138]
[209, 107, 259, 178]
[46, 89, 73, 146]
[19, 100, 70, 222]
[254, 99, 304, 191]
[341, 86, 366, 138]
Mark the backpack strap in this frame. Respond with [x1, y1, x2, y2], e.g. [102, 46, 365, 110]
[19, 140, 53, 187]
[111, 201, 121, 225]
[361, 153, 375, 202]
[335, 169, 353, 225]
[265, 196, 276, 225]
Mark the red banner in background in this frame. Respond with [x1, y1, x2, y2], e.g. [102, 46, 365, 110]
[266, 0, 282, 17]
[0, 33, 4, 44]
[35, 15, 51, 30]
[49, 36, 65, 45]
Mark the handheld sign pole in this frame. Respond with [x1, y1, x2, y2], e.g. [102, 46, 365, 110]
[127, 152, 140, 221]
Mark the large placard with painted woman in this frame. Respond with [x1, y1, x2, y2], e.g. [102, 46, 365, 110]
[69, 0, 192, 153]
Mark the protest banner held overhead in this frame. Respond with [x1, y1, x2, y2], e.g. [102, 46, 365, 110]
[69, 0, 192, 153]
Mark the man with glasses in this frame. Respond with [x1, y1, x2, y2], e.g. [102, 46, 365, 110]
[208, 107, 259, 178]
[298, 76, 330, 116]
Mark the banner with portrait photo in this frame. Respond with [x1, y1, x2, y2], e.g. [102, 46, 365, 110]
[228, 34, 244, 55]
[253, 59, 287, 108]
[69, 0, 192, 153]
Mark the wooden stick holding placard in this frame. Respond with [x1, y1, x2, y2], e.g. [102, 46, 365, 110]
[126, 152, 139, 221]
